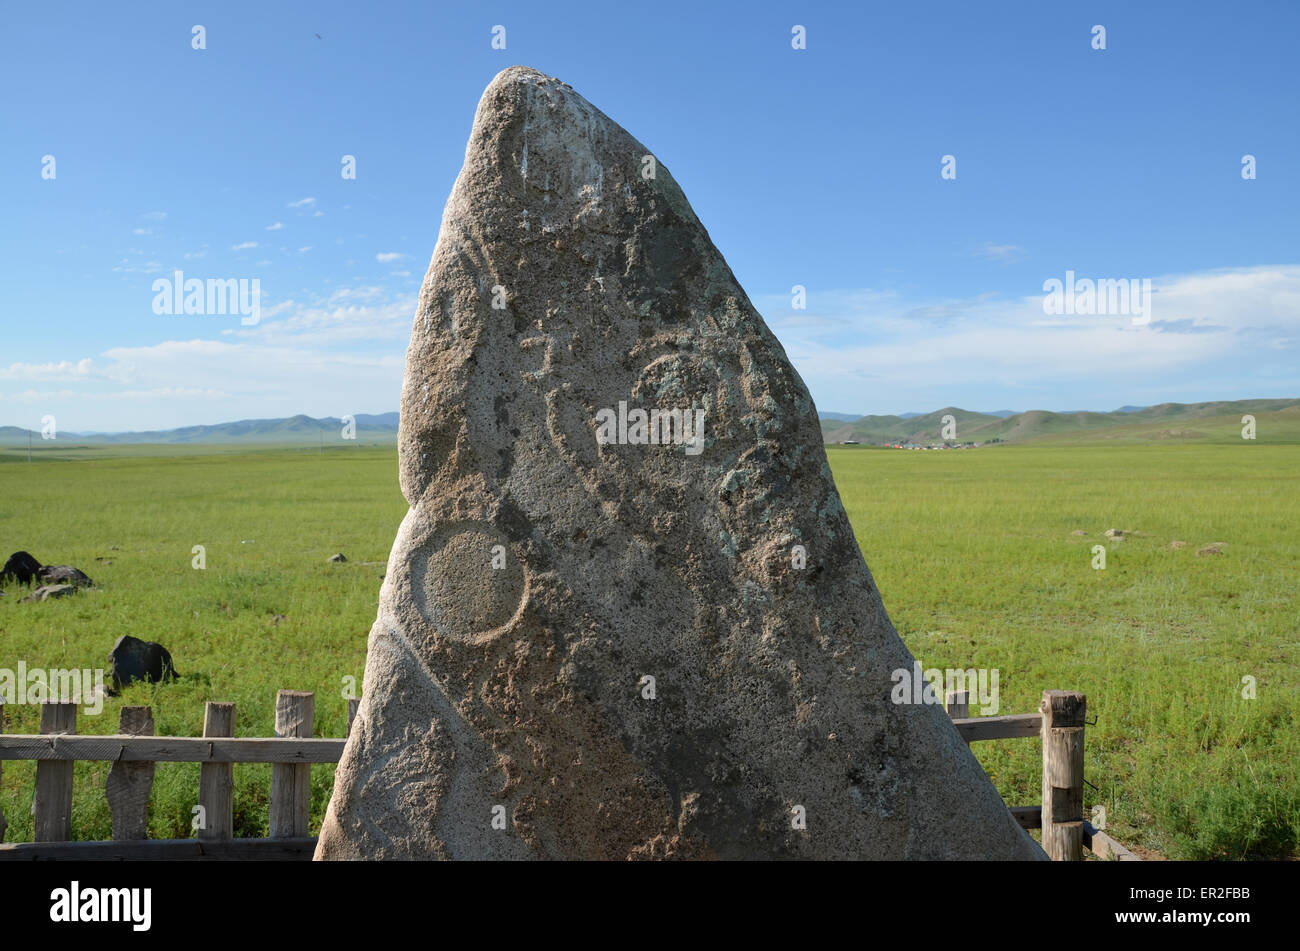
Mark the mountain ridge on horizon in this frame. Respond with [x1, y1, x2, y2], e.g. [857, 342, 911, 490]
[0, 412, 400, 446]
[2, 398, 1297, 447]
[818, 397, 1300, 446]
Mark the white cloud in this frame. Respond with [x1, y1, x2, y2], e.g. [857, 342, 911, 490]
[975, 242, 1024, 261]
[0, 358, 94, 381]
[288, 197, 316, 208]
[297, 246, 312, 253]
[132, 227, 152, 236]
[328, 286, 384, 302]
[141, 211, 167, 221]
[69, 337, 407, 426]
[266, 222, 284, 231]
[101, 386, 229, 401]
[232, 241, 258, 251]
[376, 252, 404, 263]
[763, 265, 1300, 412]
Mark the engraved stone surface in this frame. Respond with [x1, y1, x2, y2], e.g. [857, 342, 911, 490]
[315, 66, 1044, 861]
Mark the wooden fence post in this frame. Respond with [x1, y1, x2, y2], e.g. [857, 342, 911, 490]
[1041, 690, 1086, 861]
[106, 706, 155, 840]
[0, 700, 7, 843]
[945, 690, 969, 719]
[270, 691, 314, 837]
[34, 702, 78, 841]
[198, 702, 236, 841]
[346, 697, 360, 738]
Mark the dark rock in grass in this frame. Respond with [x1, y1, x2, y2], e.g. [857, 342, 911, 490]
[327, 553, 348, 563]
[109, 635, 179, 692]
[37, 565, 94, 587]
[21, 583, 77, 603]
[1, 551, 42, 585]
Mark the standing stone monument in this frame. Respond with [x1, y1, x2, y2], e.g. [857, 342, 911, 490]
[316, 66, 1044, 860]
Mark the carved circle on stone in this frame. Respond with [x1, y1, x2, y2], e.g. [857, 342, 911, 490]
[411, 523, 527, 644]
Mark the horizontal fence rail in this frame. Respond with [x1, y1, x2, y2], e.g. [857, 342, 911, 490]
[0, 837, 320, 861]
[0, 735, 347, 763]
[949, 713, 1042, 742]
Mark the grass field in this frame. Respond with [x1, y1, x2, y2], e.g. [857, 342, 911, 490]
[1, 439, 1296, 858]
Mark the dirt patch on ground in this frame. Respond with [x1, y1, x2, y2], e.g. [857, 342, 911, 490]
[1128, 843, 1168, 861]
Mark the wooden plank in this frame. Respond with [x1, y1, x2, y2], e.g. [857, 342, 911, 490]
[949, 713, 1041, 742]
[197, 702, 236, 842]
[1010, 805, 1042, 830]
[0, 836, 317, 861]
[270, 690, 314, 837]
[106, 706, 154, 840]
[33, 703, 77, 842]
[945, 691, 969, 720]
[1041, 690, 1085, 861]
[1083, 820, 1141, 861]
[346, 697, 360, 738]
[0, 696, 6, 841]
[0, 735, 346, 763]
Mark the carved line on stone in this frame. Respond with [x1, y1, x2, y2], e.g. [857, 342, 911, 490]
[410, 521, 530, 645]
[355, 614, 513, 857]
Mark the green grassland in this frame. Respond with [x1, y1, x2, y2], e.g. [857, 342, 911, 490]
[830, 440, 1299, 859]
[1, 438, 1296, 858]
[0, 444, 407, 842]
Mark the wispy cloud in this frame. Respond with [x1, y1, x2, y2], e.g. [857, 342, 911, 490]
[0, 358, 95, 381]
[375, 252, 404, 263]
[975, 242, 1024, 261]
[287, 197, 316, 208]
[232, 241, 258, 251]
[761, 265, 1300, 411]
[266, 222, 284, 231]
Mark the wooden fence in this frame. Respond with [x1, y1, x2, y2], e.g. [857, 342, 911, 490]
[0, 686, 1137, 860]
[946, 688, 1139, 861]
[0, 691, 358, 860]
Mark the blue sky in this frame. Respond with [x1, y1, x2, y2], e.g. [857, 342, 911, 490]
[2, 0, 1297, 431]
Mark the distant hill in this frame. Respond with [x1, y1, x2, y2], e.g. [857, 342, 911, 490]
[820, 398, 1300, 445]
[0, 413, 400, 446]
[6, 400, 1296, 449]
